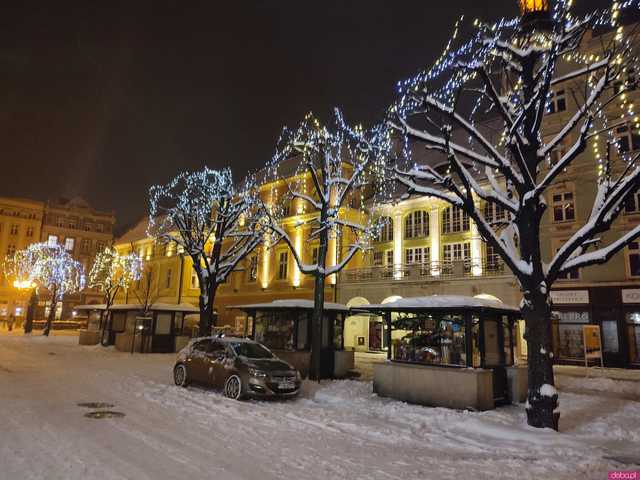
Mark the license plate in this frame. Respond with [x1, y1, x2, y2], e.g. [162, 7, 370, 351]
[278, 380, 295, 390]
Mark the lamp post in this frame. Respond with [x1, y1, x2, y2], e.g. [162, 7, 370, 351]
[13, 280, 38, 334]
[519, 0, 552, 31]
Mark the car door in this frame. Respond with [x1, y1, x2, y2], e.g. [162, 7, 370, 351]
[206, 341, 229, 388]
[187, 340, 212, 383]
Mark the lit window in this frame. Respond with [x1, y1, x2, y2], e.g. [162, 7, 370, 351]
[9, 224, 18, 235]
[483, 203, 506, 225]
[64, 237, 75, 252]
[26, 226, 34, 237]
[385, 250, 394, 266]
[374, 217, 393, 243]
[552, 191, 575, 223]
[405, 247, 430, 265]
[404, 211, 429, 239]
[6, 244, 16, 256]
[278, 251, 288, 280]
[47, 235, 58, 246]
[190, 270, 198, 289]
[311, 247, 319, 265]
[547, 89, 566, 114]
[442, 207, 470, 234]
[373, 251, 383, 266]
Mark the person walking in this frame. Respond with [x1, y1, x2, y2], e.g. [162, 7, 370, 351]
[7, 314, 15, 332]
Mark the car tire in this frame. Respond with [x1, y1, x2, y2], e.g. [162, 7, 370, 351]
[174, 364, 189, 387]
[224, 375, 244, 400]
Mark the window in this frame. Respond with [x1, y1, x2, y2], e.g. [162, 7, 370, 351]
[80, 239, 91, 253]
[556, 246, 579, 280]
[95, 223, 104, 233]
[190, 270, 198, 289]
[393, 314, 467, 367]
[64, 237, 75, 252]
[375, 217, 393, 243]
[547, 89, 566, 114]
[373, 251, 384, 266]
[443, 242, 471, 262]
[615, 124, 640, 153]
[6, 244, 16, 256]
[84, 223, 92, 232]
[483, 203, 506, 225]
[311, 247, 319, 265]
[9, 225, 18, 235]
[386, 250, 394, 266]
[47, 235, 58, 246]
[278, 251, 288, 280]
[485, 244, 504, 272]
[247, 255, 258, 282]
[405, 247, 430, 265]
[165, 269, 172, 289]
[68, 219, 77, 229]
[404, 211, 429, 239]
[549, 138, 569, 167]
[552, 191, 575, 223]
[96, 241, 106, 252]
[628, 241, 640, 277]
[26, 226, 34, 237]
[57, 217, 65, 228]
[442, 207, 470, 234]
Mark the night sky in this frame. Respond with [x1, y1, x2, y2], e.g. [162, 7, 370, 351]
[0, 1, 609, 233]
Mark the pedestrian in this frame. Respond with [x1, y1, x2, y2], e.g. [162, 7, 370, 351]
[7, 314, 15, 332]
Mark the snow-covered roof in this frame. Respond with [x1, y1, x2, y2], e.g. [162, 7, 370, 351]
[228, 299, 350, 313]
[358, 295, 519, 313]
[74, 303, 199, 313]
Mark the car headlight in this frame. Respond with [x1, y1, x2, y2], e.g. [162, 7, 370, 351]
[248, 368, 267, 378]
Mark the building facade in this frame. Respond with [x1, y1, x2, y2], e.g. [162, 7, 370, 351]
[0, 196, 115, 323]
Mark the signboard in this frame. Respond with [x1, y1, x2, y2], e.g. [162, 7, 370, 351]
[582, 325, 604, 368]
[550, 290, 590, 305]
[622, 289, 640, 304]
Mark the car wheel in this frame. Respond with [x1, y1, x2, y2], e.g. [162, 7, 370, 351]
[224, 375, 244, 400]
[174, 364, 189, 387]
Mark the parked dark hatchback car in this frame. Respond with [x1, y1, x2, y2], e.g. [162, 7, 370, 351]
[173, 336, 302, 399]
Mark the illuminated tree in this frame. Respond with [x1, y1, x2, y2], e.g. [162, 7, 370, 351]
[388, 1, 640, 429]
[265, 110, 389, 380]
[88, 246, 142, 314]
[148, 167, 265, 336]
[5, 243, 85, 336]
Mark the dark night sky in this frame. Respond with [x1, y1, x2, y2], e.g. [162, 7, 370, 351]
[0, 1, 609, 233]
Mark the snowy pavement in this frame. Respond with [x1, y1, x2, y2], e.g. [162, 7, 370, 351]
[1, 335, 639, 480]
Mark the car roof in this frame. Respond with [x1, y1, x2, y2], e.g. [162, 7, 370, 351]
[191, 336, 255, 345]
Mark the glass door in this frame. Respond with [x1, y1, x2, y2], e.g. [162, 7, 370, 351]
[595, 307, 624, 367]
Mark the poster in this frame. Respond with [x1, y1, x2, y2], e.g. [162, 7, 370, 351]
[582, 325, 604, 367]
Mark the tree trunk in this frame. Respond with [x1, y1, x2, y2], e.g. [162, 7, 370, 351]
[43, 289, 58, 337]
[309, 273, 325, 381]
[523, 290, 559, 430]
[198, 280, 218, 337]
[24, 288, 38, 334]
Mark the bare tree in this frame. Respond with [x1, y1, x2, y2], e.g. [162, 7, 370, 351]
[149, 167, 265, 336]
[388, 2, 640, 429]
[265, 110, 388, 380]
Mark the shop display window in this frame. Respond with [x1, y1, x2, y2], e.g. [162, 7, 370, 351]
[554, 310, 589, 361]
[392, 314, 467, 367]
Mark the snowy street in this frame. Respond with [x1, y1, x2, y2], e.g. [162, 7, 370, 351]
[1, 335, 639, 480]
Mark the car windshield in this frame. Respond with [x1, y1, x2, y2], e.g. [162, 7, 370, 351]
[231, 342, 274, 359]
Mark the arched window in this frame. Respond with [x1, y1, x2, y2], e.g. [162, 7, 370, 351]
[374, 217, 393, 243]
[405, 211, 429, 239]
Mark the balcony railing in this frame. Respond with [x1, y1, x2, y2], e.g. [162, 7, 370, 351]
[340, 258, 511, 284]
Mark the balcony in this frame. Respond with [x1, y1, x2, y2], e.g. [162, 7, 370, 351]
[340, 258, 511, 284]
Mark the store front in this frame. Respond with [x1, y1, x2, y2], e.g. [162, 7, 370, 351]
[357, 295, 524, 410]
[551, 287, 640, 369]
[229, 299, 354, 379]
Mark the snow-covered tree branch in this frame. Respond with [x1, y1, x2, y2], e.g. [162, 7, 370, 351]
[387, 1, 640, 429]
[148, 167, 266, 336]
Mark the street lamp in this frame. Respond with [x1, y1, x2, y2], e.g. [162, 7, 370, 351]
[519, 0, 552, 31]
[13, 279, 38, 334]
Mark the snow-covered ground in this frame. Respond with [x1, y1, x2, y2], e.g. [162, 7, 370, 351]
[1, 334, 639, 480]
